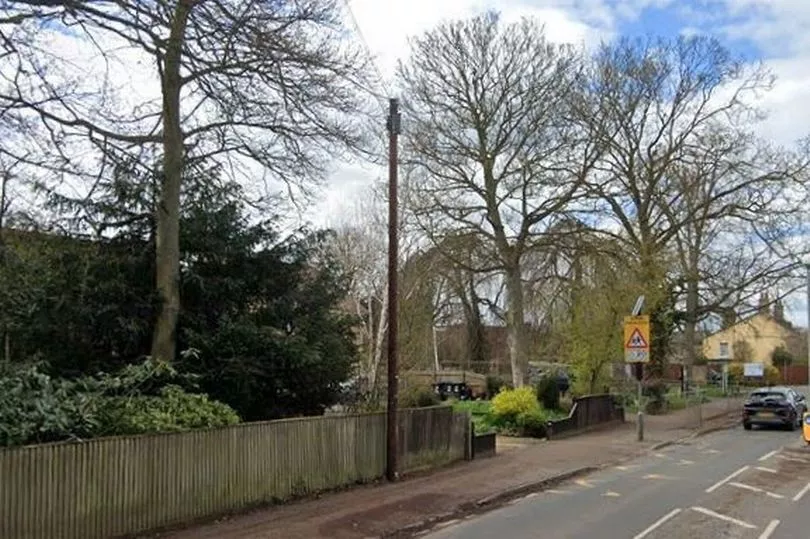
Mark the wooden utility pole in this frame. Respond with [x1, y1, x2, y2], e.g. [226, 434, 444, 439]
[386, 98, 401, 482]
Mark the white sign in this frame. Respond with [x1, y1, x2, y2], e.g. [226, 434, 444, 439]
[743, 362, 764, 377]
[625, 350, 649, 363]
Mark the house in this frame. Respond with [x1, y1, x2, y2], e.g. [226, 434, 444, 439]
[702, 307, 803, 366]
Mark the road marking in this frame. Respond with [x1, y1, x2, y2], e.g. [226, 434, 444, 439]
[690, 506, 757, 529]
[704, 449, 722, 454]
[632, 508, 682, 539]
[644, 474, 676, 480]
[792, 482, 810, 502]
[706, 465, 750, 493]
[575, 479, 594, 488]
[678, 459, 694, 465]
[777, 454, 810, 464]
[728, 482, 785, 499]
[616, 465, 640, 471]
[546, 489, 567, 495]
[755, 466, 778, 474]
[758, 519, 780, 539]
[602, 491, 621, 497]
[758, 449, 780, 462]
[654, 452, 668, 459]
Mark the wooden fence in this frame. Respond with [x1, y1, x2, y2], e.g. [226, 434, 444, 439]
[546, 394, 625, 439]
[0, 406, 469, 539]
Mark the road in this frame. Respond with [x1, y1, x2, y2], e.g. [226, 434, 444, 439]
[422, 426, 810, 539]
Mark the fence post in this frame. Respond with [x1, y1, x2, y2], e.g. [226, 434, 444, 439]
[464, 412, 474, 461]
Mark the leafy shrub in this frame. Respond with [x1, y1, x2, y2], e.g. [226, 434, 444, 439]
[485, 375, 511, 398]
[0, 358, 241, 447]
[516, 410, 547, 438]
[99, 385, 240, 435]
[771, 346, 794, 367]
[535, 376, 561, 410]
[642, 380, 668, 415]
[0, 363, 100, 447]
[399, 386, 441, 408]
[727, 363, 781, 386]
[491, 387, 540, 427]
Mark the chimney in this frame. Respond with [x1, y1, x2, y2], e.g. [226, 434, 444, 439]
[758, 292, 770, 314]
[774, 299, 785, 322]
[721, 308, 737, 329]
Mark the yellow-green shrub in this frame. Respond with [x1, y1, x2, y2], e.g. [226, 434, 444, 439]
[491, 386, 540, 425]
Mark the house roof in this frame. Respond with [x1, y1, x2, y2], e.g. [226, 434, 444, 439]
[706, 311, 800, 339]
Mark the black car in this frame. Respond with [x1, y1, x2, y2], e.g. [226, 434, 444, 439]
[742, 386, 807, 431]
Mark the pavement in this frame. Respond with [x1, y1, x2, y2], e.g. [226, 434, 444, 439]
[148, 396, 745, 539]
[422, 423, 810, 539]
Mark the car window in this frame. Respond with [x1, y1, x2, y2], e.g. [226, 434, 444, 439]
[749, 391, 787, 399]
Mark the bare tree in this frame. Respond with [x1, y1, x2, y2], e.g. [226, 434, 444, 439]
[398, 12, 593, 386]
[0, 0, 372, 362]
[329, 181, 450, 394]
[669, 127, 810, 366]
[571, 35, 777, 364]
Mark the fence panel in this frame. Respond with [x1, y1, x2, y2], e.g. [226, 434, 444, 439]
[0, 407, 467, 539]
[548, 394, 624, 438]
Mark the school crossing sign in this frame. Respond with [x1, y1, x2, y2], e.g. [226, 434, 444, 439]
[623, 315, 650, 363]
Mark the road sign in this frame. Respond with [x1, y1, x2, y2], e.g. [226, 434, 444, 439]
[624, 315, 650, 363]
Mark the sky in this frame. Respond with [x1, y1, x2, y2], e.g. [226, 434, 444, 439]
[307, 0, 810, 327]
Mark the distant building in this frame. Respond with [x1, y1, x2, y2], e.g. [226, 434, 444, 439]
[702, 309, 804, 366]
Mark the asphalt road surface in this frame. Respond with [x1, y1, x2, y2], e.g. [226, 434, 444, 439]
[422, 426, 810, 539]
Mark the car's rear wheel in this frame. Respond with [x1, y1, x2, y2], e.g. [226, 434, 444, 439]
[743, 421, 752, 430]
[788, 415, 798, 431]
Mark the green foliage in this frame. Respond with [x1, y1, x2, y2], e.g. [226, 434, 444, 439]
[452, 399, 495, 434]
[562, 248, 636, 395]
[451, 399, 491, 416]
[99, 386, 239, 436]
[771, 346, 794, 368]
[642, 380, 668, 414]
[535, 376, 561, 410]
[0, 362, 99, 446]
[727, 363, 781, 386]
[515, 410, 548, 437]
[0, 358, 240, 447]
[4, 172, 358, 423]
[452, 398, 563, 437]
[399, 386, 442, 408]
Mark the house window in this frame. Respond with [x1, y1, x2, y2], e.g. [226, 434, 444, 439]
[719, 341, 730, 359]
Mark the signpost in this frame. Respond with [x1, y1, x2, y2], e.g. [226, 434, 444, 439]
[624, 314, 650, 441]
[624, 297, 649, 442]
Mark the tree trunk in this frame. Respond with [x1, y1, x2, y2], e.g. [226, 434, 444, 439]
[370, 288, 387, 391]
[150, 2, 193, 363]
[683, 275, 699, 380]
[682, 243, 701, 387]
[504, 265, 528, 387]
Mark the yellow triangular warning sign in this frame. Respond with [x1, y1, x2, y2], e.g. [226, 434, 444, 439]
[626, 328, 648, 349]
